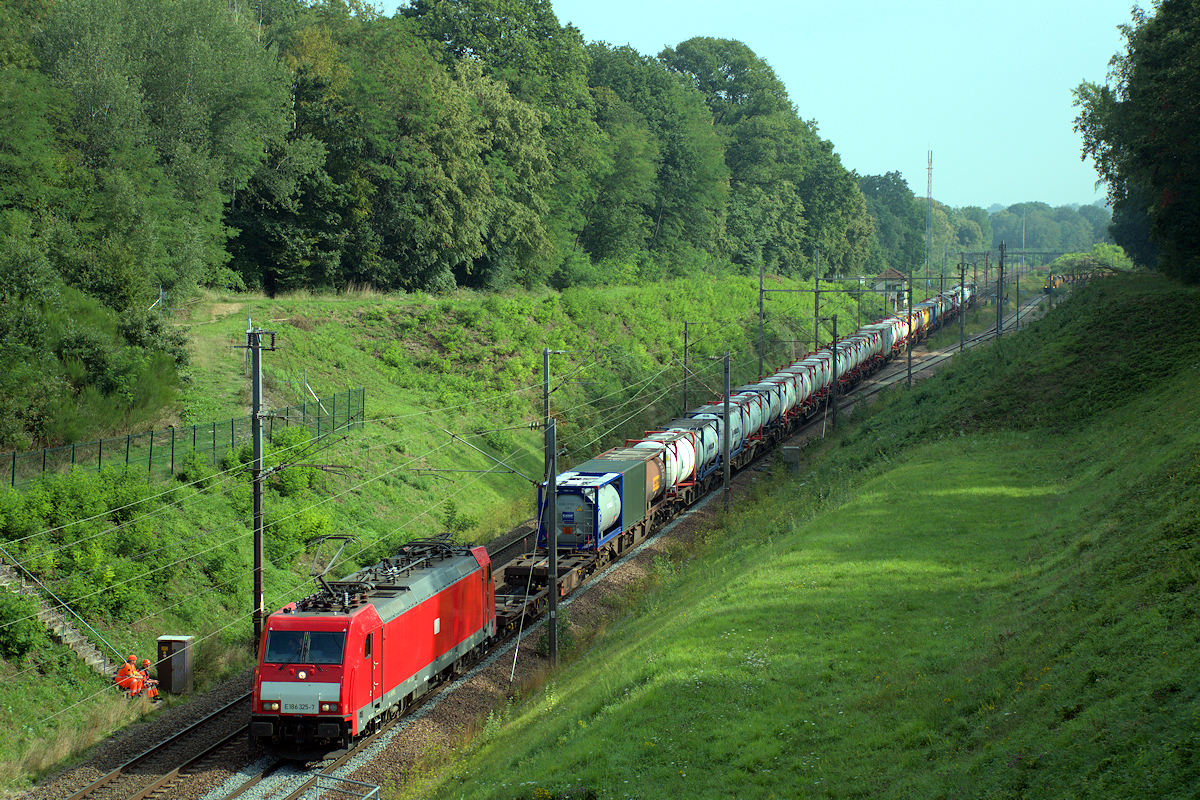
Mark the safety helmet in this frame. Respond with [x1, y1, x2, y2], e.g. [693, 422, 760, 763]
[127, 655, 136, 662]
[142, 659, 151, 667]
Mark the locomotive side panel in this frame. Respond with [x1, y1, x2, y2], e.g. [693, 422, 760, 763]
[377, 566, 491, 708]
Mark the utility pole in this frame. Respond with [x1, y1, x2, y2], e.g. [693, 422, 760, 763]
[758, 263, 765, 379]
[997, 243, 1006, 338]
[829, 315, 838, 431]
[542, 348, 565, 665]
[960, 258, 966, 353]
[813, 250, 820, 352]
[683, 322, 691, 413]
[546, 418, 558, 666]
[723, 352, 731, 512]
[907, 273, 913, 387]
[244, 326, 276, 650]
[1015, 265, 1020, 331]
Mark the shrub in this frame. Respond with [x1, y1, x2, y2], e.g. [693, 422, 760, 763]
[177, 450, 215, 488]
[0, 592, 43, 660]
[535, 607, 575, 658]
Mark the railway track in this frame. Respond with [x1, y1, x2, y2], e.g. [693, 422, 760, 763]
[59, 530, 548, 800]
[63, 696, 251, 800]
[56, 294, 1046, 800]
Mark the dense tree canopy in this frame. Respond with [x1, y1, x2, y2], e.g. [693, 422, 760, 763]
[0, 0, 1118, 448]
[661, 37, 870, 278]
[856, 173, 1109, 276]
[1075, 0, 1200, 282]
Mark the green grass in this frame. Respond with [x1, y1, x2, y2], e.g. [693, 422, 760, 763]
[400, 273, 1200, 800]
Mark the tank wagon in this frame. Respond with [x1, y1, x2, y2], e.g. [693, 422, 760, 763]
[536, 284, 977, 568]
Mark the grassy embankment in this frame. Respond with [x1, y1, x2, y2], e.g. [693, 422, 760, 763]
[0, 274, 882, 789]
[399, 272, 1200, 800]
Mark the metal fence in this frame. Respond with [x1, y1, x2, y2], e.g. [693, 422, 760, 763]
[3, 389, 365, 488]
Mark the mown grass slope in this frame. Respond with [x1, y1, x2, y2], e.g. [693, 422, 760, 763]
[404, 273, 1200, 800]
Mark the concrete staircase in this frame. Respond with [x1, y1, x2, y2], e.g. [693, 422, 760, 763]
[0, 563, 116, 677]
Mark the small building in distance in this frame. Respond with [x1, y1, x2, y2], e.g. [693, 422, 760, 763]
[873, 268, 908, 311]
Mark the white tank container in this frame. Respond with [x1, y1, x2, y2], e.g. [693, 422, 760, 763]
[554, 476, 621, 542]
[694, 409, 744, 453]
[794, 359, 821, 391]
[765, 375, 792, 413]
[634, 432, 697, 487]
[807, 354, 831, 389]
[781, 366, 814, 405]
[746, 383, 782, 422]
[734, 393, 763, 436]
[668, 421, 718, 467]
[766, 375, 797, 413]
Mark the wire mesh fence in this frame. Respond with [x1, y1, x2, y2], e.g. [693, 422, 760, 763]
[3, 389, 365, 488]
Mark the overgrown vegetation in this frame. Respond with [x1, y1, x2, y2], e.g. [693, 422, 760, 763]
[397, 273, 1200, 799]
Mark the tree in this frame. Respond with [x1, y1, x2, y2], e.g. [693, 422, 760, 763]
[661, 37, 871, 278]
[575, 87, 659, 262]
[858, 172, 924, 271]
[405, 0, 605, 268]
[1075, 0, 1200, 282]
[38, 0, 291, 300]
[453, 59, 555, 288]
[585, 43, 728, 264]
[658, 37, 792, 126]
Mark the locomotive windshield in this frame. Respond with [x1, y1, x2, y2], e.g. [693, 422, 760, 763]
[264, 630, 346, 665]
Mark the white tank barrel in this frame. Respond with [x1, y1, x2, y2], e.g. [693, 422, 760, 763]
[645, 430, 698, 483]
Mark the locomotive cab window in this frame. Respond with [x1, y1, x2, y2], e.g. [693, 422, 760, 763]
[264, 630, 346, 665]
[364, 635, 371, 659]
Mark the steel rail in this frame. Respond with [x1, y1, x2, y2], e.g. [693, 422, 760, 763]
[64, 694, 250, 800]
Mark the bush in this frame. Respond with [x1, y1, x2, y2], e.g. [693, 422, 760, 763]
[0, 592, 44, 660]
[535, 607, 575, 658]
[177, 450, 215, 488]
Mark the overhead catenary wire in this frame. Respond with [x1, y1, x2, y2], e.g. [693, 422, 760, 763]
[19, 430, 518, 681]
[2, 422, 343, 548]
[2, 412, 548, 637]
[0, 433, 474, 634]
[10, 429, 357, 564]
[5, 317, 743, 551]
[6, 410, 539, 584]
[12, 332, 767, 630]
[25, 316, 771, 677]
[234, 440, 533, 641]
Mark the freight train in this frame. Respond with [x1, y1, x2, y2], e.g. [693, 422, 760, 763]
[250, 283, 974, 755]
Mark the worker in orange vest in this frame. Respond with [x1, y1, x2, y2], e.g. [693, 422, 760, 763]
[139, 658, 160, 702]
[115, 655, 140, 695]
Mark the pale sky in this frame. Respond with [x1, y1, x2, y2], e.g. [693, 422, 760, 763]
[383, 1, 1149, 210]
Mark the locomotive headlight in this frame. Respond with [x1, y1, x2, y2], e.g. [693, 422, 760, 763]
[262, 700, 280, 712]
[319, 702, 340, 713]
[297, 670, 307, 680]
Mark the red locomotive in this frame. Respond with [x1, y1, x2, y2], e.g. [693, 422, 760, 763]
[250, 538, 495, 754]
